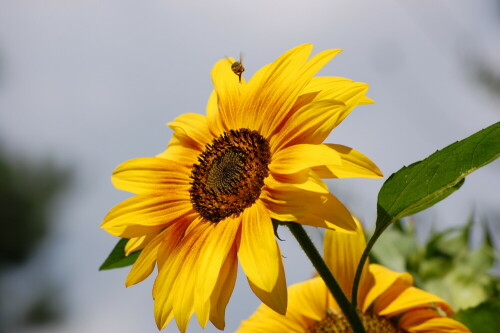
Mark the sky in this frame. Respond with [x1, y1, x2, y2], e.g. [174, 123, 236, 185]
[0, 1, 499, 332]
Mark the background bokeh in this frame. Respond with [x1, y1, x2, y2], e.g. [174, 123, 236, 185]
[0, 1, 499, 332]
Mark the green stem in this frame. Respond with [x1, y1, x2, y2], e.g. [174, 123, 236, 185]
[286, 222, 366, 333]
[351, 228, 382, 309]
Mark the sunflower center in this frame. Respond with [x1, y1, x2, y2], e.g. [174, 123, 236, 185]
[189, 128, 271, 223]
[307, 310, 402, 333]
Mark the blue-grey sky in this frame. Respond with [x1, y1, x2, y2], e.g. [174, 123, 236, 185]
[0, 1, 499, 332]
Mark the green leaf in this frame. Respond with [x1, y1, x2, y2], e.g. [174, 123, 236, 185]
[453, 299, 500, 333]
[99, 238, 141, 271]
[375, 122, 500, 232]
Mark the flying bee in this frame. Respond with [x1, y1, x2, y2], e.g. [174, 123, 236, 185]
[229, 53, 244, 83]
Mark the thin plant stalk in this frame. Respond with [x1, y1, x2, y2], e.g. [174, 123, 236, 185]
[286, 222, 366, 333]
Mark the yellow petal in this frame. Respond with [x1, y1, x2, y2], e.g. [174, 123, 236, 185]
[260, 184, 316, 222]
[313, 144, 383, 179]
[152, 219, 207, 331]
[259, 48, 342, 138]
[112, 157, 191, 194]
[297, 78, 370, 140]
[360, 96, 374, 104]
[287, 277, 328, 322]
[238, 201, 280, 293]
[270, 100, 346, 152]
[372, 266, 422, 314]
[295, 193, 356, 232]
[238, 44, 313, 132]
[376, 285, 454, 317]
[363, 264, 413, 313]
[208, 243, 238, 330]
[237, 301, 305, 333]
[155, 218, 193, 271]
[247, 246, 288, 315]
[269, 144, 341, 175]
[239, 277, 329, 332]
[206, 90, 226, 137]
[302, 49, 342, 76]
[172, 223, 213, 333]
[167, 113, 213, 151]
[154, 272, 176, 330]
[210, 57, 244, 131]
[101, 193, 194, 238]
[303, 77, 370, 115]
[125, 228, 168, 287]
[262, 186, 356, 231]
[156, 133, 200, 167]
[124, 233, 155, 256]
[154, 271, 175, 330]
[323, 218, 371, 303]
[265, 171, 329, 194]
[398, 308, 470, 332]
[371, 273, 412, 316]
[194, 216, 241, 326]
[153, 220, 198, 330]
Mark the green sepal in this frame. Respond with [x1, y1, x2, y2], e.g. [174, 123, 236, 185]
[99, 238, 141, 271]
[272, 218, 286, 241]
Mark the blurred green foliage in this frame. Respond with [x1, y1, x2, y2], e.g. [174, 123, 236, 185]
[453, 299, 500, 333]
[0, 148, 70, 331]
[370, 218, 500, 311]
[0, 150, 70, 266]
[471, 57, 500, 102]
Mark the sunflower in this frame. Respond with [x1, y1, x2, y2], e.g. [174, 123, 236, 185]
[237, 219, 470, 333]
[101, 44, 382, 332]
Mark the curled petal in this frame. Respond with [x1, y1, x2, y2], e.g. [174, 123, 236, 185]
[398, 308, 470, 332]
[266, 171, 329, 194]
[157, 133, 200, 167]
[364, 264, 413, 313]
[269, 144, 341, 175]
[168, 113, 213, 151]
[262, 185, 355, 231]
[313, 144, 383, 179]
[376, 286, 454, 318]
[295, 193, 356, 232]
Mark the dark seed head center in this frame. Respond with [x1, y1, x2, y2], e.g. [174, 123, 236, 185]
[308, 309, 401, 333]
[206, 148, 246, 195]
[189, 129, 270, 223]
